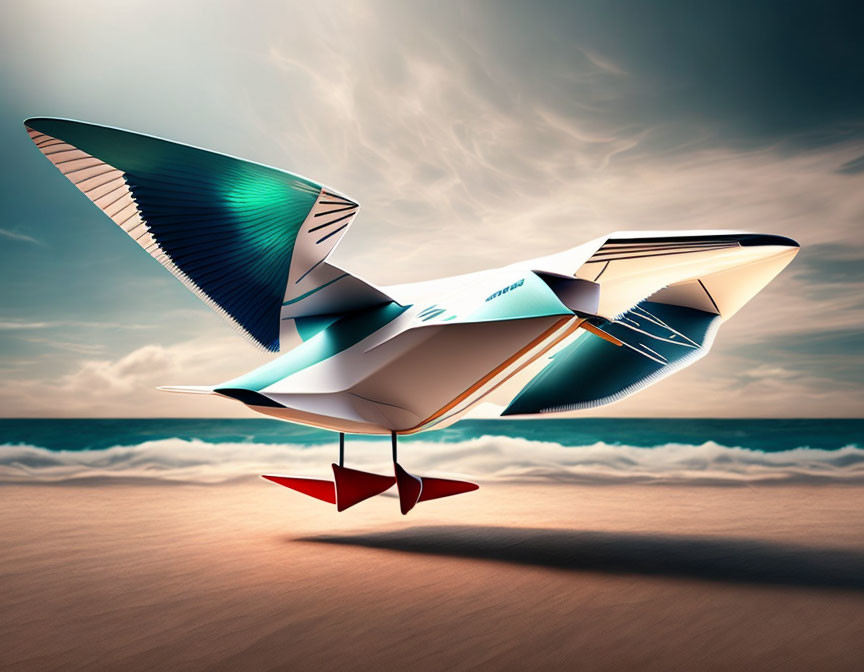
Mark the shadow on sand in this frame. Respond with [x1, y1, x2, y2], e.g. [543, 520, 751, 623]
[299, 525, 864, 591]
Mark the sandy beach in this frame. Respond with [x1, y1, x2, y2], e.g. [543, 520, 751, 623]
[1, 481, 863, 671]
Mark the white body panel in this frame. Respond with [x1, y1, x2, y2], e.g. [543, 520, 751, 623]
[196, 231, 798, 434]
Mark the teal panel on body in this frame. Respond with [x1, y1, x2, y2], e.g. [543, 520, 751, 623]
[503, 301, 720, 415]
[221, 302, 409, 392]
[466, 272, 572, 323]
[295, 314, 340, 341]
[25, 118, 322, 351]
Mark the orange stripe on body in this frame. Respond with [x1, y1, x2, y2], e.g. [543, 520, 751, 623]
[401, 316, 584, 434]
[579, 321, 623, 346]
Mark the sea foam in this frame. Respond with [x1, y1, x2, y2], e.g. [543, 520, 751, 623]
[1, 435, 862, 485]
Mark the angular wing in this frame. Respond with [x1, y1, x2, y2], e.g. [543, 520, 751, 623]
[501, 231, 799, 415]
[576, 232, 800, 320]
[502, 300, 720, 414]
[25, 117, 391, 351]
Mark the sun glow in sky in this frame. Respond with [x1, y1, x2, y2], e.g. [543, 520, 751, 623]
[0, 0, 862, 418]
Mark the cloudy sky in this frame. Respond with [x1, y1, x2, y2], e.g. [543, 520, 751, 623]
[0, 0, 861, 418]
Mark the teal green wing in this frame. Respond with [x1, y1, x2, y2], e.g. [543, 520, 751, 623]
[503, 301, 721, 415]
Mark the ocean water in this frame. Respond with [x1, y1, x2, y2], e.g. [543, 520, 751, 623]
[1, 418, 862, 485]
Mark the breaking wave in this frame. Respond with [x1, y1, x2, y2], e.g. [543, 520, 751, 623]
[1, 435, 863, 486]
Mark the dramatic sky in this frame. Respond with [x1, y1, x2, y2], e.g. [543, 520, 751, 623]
[0, 0, 861, 418]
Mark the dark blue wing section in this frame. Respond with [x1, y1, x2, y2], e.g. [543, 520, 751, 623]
[26, 117, 323, 351]
[502, 301, 721, 415]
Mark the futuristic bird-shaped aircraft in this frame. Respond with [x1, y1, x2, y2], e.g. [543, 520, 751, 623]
[25, 118, 799, 513]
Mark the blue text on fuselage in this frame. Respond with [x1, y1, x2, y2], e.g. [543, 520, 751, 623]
[486, 278, 525, 302]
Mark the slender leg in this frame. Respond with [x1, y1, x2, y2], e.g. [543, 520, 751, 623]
[332, 431, 395, 512]
[392, 430, 422, 514]
[390, 428, 478, 514]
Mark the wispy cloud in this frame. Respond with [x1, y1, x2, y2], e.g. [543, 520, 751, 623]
[0, 228, 40, 245]
[0, 319, 156, 331]
[0, 337, 271, 418]
[22, 337, 105, 355]
[837, 154, 864, 175]
[0, 320, 52, 330]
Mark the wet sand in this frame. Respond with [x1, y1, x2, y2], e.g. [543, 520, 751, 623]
[1, 481, 863, 671]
